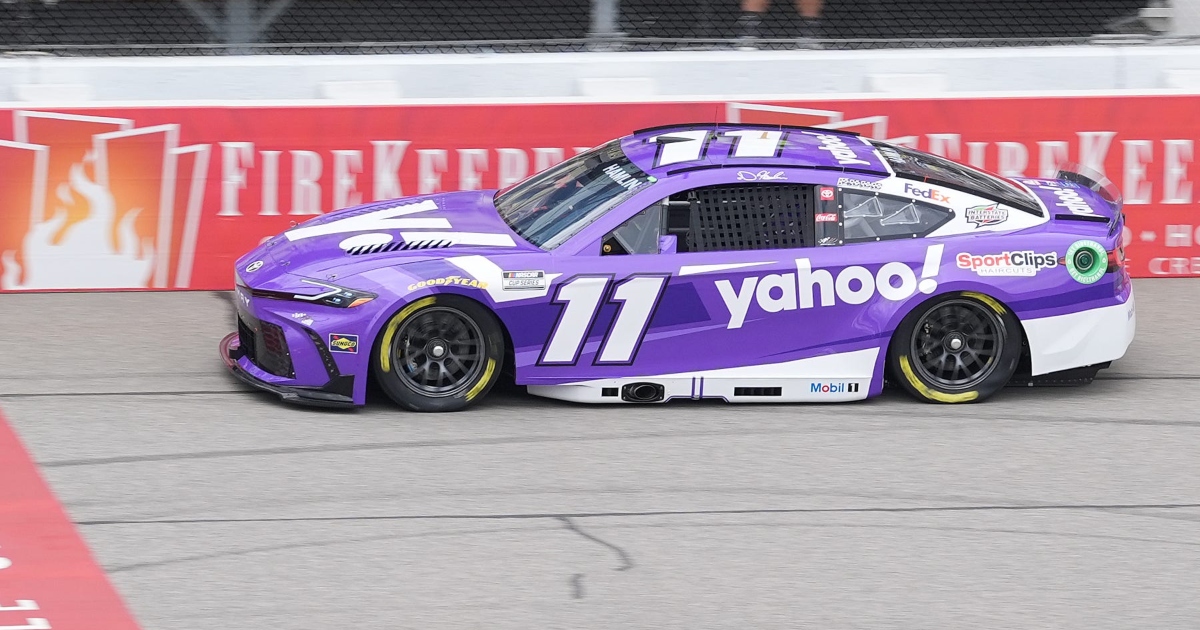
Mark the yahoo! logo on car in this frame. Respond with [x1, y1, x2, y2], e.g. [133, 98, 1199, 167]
[715, 244, 945, 329]
[808, 133, 871, 167]
[956, 250, 1058, 277]
[1023, 180, 1095, 215]
[903, 183, 951, 203]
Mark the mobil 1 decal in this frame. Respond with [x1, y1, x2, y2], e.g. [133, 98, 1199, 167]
[716, 244, 945, 329]
[538, 274, 670, 366]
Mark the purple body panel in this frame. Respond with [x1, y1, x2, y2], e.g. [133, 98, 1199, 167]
[228, 124, 1132, 406]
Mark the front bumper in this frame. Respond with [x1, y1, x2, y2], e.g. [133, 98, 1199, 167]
[220, 332, 357, 408]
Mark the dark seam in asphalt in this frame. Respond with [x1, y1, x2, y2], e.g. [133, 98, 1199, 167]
[556, 516, 634, 600]
[37, 409, 1200, 468]
[74, 502, 1200, 526]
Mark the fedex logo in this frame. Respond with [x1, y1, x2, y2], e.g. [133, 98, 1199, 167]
[904, 183, 951, 203]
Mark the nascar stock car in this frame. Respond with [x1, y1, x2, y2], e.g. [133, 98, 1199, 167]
[220, 123, 1136, 411]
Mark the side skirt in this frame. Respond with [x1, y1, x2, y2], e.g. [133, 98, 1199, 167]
[527, 377, 871, 404]
[1006, 362, 1110, 388]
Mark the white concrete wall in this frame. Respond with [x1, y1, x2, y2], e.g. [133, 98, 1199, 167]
[4, 44, 1200, 105]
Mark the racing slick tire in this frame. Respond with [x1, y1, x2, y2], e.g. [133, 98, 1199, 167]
[372, 295, 505, 412]
[889, 292, 1022, 404]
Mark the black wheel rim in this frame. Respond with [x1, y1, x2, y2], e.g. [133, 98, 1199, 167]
[391, 306, 485, 398]
[910, 299, 1004, 390]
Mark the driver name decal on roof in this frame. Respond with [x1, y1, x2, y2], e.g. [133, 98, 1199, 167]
[716, 244, 945, 329]
[602, 164, 647, 191]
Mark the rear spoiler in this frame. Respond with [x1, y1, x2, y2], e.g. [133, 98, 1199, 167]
[1055, 162, 1123, 215]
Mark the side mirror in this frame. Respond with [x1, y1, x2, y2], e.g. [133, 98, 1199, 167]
[658, 234, 677, 254]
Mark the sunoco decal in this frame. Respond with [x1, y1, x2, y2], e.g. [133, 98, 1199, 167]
[956, 251, 1058, 277]
[329, 333, 359, 354]
[715, 244, 944, 329]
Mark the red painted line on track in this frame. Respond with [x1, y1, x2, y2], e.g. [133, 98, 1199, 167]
[0, 408, 141, 630]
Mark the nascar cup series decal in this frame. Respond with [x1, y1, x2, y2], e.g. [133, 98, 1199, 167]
[1066, 240, 1108, 285]
[956, 251, 1058, 277]
[717, 244, 944, 329]
[502, 270, 547, 290]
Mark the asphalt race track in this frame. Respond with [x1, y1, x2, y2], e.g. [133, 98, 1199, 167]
[2, 278, 1198, 629]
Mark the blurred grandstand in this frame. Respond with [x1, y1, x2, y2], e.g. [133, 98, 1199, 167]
[0, 0, 1186, 55]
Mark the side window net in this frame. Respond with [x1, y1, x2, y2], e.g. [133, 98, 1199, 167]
[688, 184, 810, 252]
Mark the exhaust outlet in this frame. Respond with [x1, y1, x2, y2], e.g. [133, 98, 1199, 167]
[621, 382, 665, 403]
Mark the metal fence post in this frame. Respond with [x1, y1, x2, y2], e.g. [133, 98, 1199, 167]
[589, 0, 621, 47]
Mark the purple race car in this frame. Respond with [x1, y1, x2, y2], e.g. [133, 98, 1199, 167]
[220, 123, 1135, 411]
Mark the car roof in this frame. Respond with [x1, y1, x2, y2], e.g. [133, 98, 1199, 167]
[619, 123, 892, 178]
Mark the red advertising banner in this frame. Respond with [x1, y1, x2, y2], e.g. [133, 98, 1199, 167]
[1, 96, 1199, 291]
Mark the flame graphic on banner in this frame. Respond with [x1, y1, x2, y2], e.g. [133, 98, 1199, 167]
[0, 111, 210, 291]
[1, 153, 154, 290]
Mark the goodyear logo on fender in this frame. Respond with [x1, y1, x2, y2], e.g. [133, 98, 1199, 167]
[329, 333, 359, 354]
[407, 275, 489, 291]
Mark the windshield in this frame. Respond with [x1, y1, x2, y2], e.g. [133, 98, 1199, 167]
[871, 141, 1043, 216]
[494, 141, 653, 249]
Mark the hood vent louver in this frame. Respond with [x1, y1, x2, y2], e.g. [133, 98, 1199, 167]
[344, 239, 453, 256]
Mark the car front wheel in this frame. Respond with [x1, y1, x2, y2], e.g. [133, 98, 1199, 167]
[372, 295, 504, 412]
[889, 293, 1022, 404]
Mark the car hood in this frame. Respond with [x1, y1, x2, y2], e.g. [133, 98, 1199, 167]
[239, 190, 541, 281]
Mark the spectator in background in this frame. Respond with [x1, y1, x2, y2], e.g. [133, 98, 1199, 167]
[737, 0, 823, 47]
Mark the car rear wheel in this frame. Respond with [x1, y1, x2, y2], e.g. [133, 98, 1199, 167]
[889, 293, 1022, 404]
[372, 295, 504, 412]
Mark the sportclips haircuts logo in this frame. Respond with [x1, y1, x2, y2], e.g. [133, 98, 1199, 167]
[956, 251, 1058, 277]
[716, 245, 944, 329]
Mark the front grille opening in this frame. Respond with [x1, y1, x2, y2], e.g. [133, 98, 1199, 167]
[237, 316, 257, 364]
[239, 313, 295, 379]
[257, 321, 295, 378]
